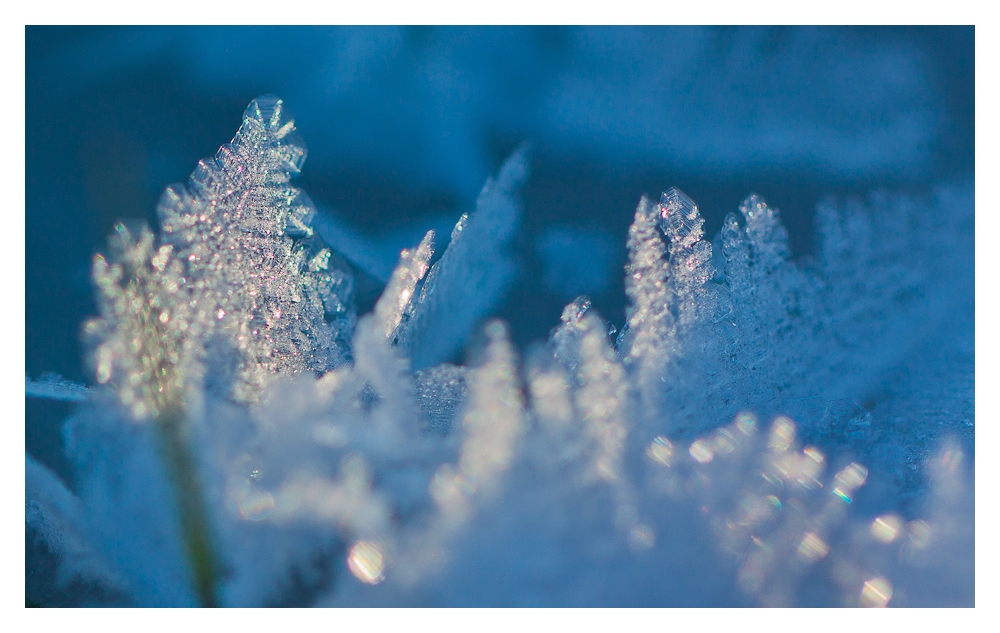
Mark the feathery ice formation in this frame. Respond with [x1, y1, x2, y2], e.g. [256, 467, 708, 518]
[26, 96, 973, 607]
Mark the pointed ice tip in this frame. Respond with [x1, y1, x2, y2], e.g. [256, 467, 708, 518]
[739, 193, 774, 221]
[658, 187, 703, 242]
[660, 187, 698, 218]
[246, 94, 289, 129]
[484, 319, 509, 342]
[238, 95, 307, 173]
[494, 142, 531, 190]
[560, 296, 592, 325]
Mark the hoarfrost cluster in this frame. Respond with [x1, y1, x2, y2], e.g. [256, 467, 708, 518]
[26, 96, 973, 607]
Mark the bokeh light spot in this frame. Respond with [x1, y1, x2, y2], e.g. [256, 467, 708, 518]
[689, 439, 713, 463]
[906, 520, 931, 549]
[348, 541, 386, 585]
[833, 488, 852, 503]
[942, 449, 964, 473]
[859, 576, 893, 607]
[238, 488, 274, 521]
[768, 417, 796, 453]
[735, 411, 757, 435]
[646, 436, 673, 466]
[832, 462, 868, 503]
[628, 524, 656, 551]
[797, 532, 829, 562]
[870, 515, 903, 543]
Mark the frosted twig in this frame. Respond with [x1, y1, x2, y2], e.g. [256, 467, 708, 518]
[26, 374, 91, 402]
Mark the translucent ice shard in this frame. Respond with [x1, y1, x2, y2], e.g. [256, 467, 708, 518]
[659, 187, 704, 250]
[658, 187, 716, 327]
[373, 230, 435, 343]
[395, 147, 528, 370]
[739, 193, 790, 274]
[525, 349, 574, 434]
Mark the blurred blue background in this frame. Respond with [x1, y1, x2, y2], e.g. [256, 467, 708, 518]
[25, 26, 973, 480]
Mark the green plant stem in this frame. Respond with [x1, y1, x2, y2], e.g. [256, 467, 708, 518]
[157, 407, 220, 608]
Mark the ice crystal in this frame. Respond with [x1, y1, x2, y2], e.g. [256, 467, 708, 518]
[374, 230, 435, 343]
[394, 147, 527, 370]
[25, 373, 90, 403]
[620, 195, 671, 403]
[151, 95, 352, 404]
[569, 312, 630, 485]
[413, 364, 468, 434]
[451, 321, 525, 497]
[26, 96, 973, 608]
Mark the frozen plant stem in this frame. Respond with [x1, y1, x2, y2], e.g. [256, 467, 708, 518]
[75, 97, 361, 606]
[86, 224, 221, 606]
[155, 407, 219, 607]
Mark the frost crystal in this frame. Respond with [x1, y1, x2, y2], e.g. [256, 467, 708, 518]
[453, 321, 525, 495]
[26, 373, 90, 403]
[619, 196, 671, 409]
[374, 230, 435, 342]
[414, 363, 469, 434]
[395, 147, 527, 369]
[27, 96, 972, 608]
[618, 187, 727, 434]
[152, 95, 354, 402]
[572, 313, 629, 484]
